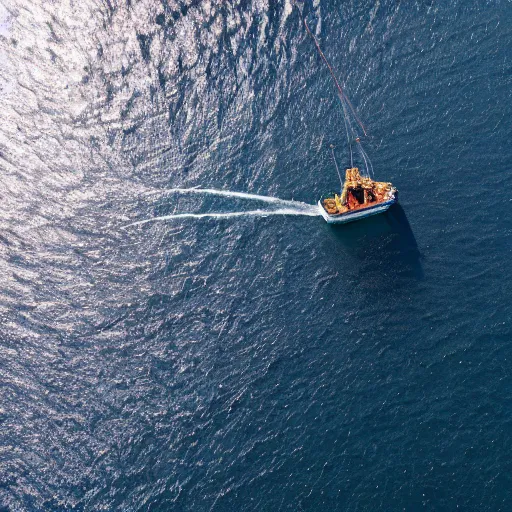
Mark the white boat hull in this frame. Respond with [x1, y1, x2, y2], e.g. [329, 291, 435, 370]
[318, 197, 396, 224]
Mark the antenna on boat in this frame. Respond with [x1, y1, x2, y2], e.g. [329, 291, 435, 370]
[330, 144, 343, 192]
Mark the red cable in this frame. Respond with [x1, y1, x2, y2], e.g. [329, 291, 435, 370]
[300, 11, 367, 136]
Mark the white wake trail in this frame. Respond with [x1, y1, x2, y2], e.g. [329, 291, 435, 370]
[125, 208, 321, 228]
[146, 187, 313, 210]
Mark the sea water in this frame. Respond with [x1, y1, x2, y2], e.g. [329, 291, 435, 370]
[0, 1, 511, 510]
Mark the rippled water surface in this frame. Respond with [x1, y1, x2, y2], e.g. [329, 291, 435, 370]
[1, 1, 511, 510]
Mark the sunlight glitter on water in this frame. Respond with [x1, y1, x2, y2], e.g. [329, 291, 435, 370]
[1, 1, 511, 510]
[0, 1, 12, 96]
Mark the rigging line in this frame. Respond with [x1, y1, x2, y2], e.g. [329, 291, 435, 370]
[336, 91, 366, 140]
[341, 99, 374, 178]
[342, 94, 368, 137]
[340, 94, 372, 177]
[359, 143, 375, 178]
[341, 101, 354, 168]
[330, 144, 343, 192]
[356, 139, 370, 177]
[297, 6, 368, 136]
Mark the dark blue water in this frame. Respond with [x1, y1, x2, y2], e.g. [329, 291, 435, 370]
[1, 1, 511, 510]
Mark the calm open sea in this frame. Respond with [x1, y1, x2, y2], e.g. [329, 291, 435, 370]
[0, 1, 511, 510]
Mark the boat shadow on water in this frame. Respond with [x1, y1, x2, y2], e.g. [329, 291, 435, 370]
[325, 203, 424, 281]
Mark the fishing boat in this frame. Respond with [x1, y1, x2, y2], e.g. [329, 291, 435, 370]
[293, 3, 399, 224]
[318, 167, 398, 224]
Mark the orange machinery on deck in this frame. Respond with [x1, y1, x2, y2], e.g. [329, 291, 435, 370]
[322, 167, 394, 215]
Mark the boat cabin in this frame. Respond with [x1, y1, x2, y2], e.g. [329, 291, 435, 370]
[322, 167, 393, 215]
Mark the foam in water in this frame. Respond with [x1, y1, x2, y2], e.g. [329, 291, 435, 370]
[146, 188, 314, 210]
[125, 207, 321, 228]
[127, 188, 321, 227]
